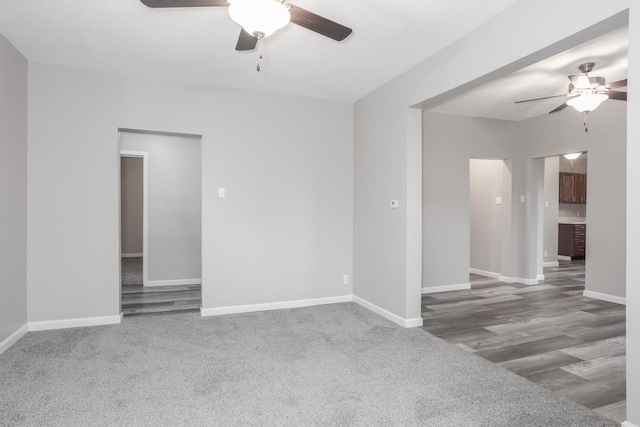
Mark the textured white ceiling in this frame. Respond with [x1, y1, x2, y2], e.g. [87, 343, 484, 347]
[429, 25, 629, 121]
[0, 0, 521, 102]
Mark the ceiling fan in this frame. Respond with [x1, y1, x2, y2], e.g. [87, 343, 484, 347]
[514, 63, 627, 131]
[140, 0, 352, 70]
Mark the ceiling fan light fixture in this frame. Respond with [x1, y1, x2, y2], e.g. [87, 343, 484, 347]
[566, 93, 608, 112]
[228, 0, 290, 38]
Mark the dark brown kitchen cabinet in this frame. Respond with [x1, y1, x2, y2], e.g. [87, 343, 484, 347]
[558, 223, 586, 258]
[559, 172, 587, 204]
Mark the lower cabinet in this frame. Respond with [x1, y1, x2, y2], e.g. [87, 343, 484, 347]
[558, 223, 586, 258]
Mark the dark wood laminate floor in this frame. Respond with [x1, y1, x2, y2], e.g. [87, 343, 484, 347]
[421, 260, 627, 423]
[121, 257, 201, 316]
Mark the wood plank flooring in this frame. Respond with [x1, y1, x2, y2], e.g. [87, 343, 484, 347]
[121, 257, 201, 316]
[421, 260, 627, 423]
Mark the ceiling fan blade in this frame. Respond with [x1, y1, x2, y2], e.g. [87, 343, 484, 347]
[607, 79, 628, 89]
[235, 28, 258, 51]
[549, 103, 569, 113]
[140, 0, 228, 8]
[607, 90, 627, 101]
[289, 5, 352, 41]
[514, 94, 567, 104]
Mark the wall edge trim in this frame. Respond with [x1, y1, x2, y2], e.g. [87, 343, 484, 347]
[352, 296, 423, 328]
[583, 290, 626, 305]
[28, 314, 122, 331]
[469, 268, 500, 278]
[422, 283, 471, 294]
[0, 324, 29, 355]
[146, 279, 202, 287]
[121, 253, 143, 258]
[200, 295, 353, 317]
[499, 276, 539, 285]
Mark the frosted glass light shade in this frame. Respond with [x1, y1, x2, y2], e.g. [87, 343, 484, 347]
[566, 93, 608, 112]
[228, 0, 290, 38]
[564, 153, 581, 160]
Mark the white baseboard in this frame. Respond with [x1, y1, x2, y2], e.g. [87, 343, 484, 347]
[499, 276, 539, 285]
[28, 314, 123, 331]
[352, 296, 423, 328]
[0, 324, 29, 355]
[583, 290, 626, 305]
[543, 261, 559, 267]
[201, 295, 353, 317]
[121, 253, 143, 258]
[557, 255, 571, 261]
[621, 421, 639, 427]
[201, 294, 423, 329]
[422, 283, 471, 294]
[146, 278, 201, 287]
[469, 268, 499, 278]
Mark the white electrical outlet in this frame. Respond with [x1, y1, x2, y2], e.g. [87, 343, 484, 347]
[495, 197, 503, 205]
[545, 201, 549, 208]
[343, 275, 350, 285]
[218, 187, 225, 198]
[520, 195, 526, 203]
[544, 251, 548, 257]
[390, 200, 399, 209]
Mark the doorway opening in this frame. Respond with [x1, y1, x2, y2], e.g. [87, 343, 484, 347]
[540, 151, 588, 291]
[118, 130, 202, 316]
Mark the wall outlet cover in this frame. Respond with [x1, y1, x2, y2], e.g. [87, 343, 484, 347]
[343, 275, 350, 285]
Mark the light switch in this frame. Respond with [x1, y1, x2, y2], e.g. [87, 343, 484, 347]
[218, 187, 226, 198]
[545, 201, 549, 208]
[520, 195, 526, 203]
[390, 200, 399, 209]
[495, 197, 503, 205]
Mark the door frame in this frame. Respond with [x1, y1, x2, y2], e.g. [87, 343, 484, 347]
[119, 150, 149, 287]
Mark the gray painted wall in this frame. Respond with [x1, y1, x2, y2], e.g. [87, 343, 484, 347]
[543, 157, 559, 265]
[470, 159, 506, 275]
[26, 62, 353, 321]
[356, 3, 638, 420]
[120, 157, 143, 255]
[0, 33, 28, 343]
[626, 6, 640, 418]
[120, 132, 202, 282]
[518, 101, 626, 299]
[423, 103, 625, 299]
[423, 113, 515, 288]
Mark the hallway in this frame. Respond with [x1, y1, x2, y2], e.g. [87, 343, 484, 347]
[121, 257, 201, 316]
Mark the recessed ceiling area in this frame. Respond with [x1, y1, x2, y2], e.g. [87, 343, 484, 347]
[428, 25, 628, 121]
[0, 0, 521, 103]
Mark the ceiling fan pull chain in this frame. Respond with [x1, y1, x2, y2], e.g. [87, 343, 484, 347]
[256, 37, 263, 72]
[583, 111, 589, 133]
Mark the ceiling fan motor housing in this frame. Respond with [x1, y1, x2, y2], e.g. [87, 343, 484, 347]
[569, 76, 606, 94]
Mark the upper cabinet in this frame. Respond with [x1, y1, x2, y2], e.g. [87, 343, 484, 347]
[559, 172, 587, 204]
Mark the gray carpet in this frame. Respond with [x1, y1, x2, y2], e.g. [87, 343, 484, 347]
[121, 256, 142, 285]
[0, 303, 617, 426]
